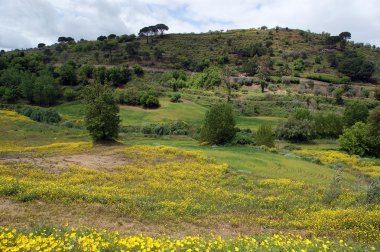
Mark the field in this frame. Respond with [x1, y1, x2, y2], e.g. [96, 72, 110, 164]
[1, 96, 380, 251]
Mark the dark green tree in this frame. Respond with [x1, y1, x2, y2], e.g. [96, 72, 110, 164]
[343, 101, 369, 127]
[200, 103, 236, 144]
[83, 82, 120, 141]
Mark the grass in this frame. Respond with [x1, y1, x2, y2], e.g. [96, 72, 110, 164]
[1, 109, 380, 245]
[55, 98, 285, 130]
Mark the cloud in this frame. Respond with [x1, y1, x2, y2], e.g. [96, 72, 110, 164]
[0, 0, 379, 50]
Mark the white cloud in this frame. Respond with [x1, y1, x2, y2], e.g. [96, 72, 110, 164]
[0, 0, 379, 50]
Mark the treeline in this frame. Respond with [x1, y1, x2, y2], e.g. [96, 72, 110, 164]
[0, 50, 144, 105]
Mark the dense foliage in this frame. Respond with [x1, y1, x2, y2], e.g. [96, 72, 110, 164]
[83, 82, 120, 141]
[200, 103, 236, 144]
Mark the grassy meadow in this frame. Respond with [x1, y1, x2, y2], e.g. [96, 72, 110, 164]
[1, 95, 380, 251]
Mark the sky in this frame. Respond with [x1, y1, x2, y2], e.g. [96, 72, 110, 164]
[1, 0, 380, 50]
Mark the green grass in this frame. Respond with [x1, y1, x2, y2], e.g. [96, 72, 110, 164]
[55, 98, 285, 130]
[123, 135, 357, 187]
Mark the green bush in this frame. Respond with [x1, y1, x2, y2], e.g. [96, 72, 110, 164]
[133, 64, 144, 77]
[63, 88, 78, 101]
[276, 118, 315, 142]
[375, 89, 380, 101]
[255, 124, 275, 147]
[200, 103, 236, 145]
[313, 112, 343, 138]
[18, 106, 61, 123]
[339, 122, 369, 156]
[170, 93, 181, 103]
[232, 132, 254, 145]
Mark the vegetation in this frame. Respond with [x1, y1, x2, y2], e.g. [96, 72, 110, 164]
[83, 82, 120, 141]
[1, 26, 380, 250]
[200, 103, 236, 144]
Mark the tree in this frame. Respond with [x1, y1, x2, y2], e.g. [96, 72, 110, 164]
[58, 61, 77, 85]
[155, 24, 169, 36]
[38, 43, 46, 48]
[139, 27, 150, 43]
[343, 101, 369, 127]
[338, 51, 375, 82]
[97, 35, 107, 41]
[32, 74, 61, 106]
[339, 122, 369, 156]
[200, 103, 236, 144]
[108, 34, 117, 39]
[83, 82, 120, 141]
[125, 41, 140, 58]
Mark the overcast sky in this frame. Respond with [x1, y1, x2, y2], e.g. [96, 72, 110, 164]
[1, 0, 380, 50]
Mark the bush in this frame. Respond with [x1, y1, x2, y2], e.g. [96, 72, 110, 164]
[267, 84, 278, 92]
[170, 93, 181, 103]
[339, 122, 369, 156]
[18, 106, 61, 123]
[255, 124, 274, 147]
[277, 118, 315, 142]
[232, 132, 254, 145]
[133, 64, 144, 77]
[200, 103, 236, 144]
[143, 95, 160, 108]
[313, 112, 343, 138]
[367, 106, 380, 157]
[343, 101, 369, 127]
[63, 88, 78, 101]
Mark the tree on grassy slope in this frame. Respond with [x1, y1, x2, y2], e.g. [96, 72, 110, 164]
[200, 103, 236, 145]
[83, 82, 120, 141]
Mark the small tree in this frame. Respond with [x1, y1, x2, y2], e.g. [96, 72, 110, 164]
[255, 124, 274, 147]
[200, 103, 236, 144]
[367, 106, 380, 157]
[83, 82, 120, 141]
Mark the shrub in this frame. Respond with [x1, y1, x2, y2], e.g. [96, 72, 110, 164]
[133, 64, 144, 77]
[18, 106, 61, 123]
[339, 122, 369, 156]
[63, 88, 78, 101]
[200, 103, 236, 144]
[343, 101, 369, 127]
[277, 118, 315, 142]
[267, 84, 278, 92]
[170, 93, 181, 103]
[255, 124, 275, 147]
[313, 112, 343, 138]
[232, 132, 254, 145]
[144, 95, 160, 108]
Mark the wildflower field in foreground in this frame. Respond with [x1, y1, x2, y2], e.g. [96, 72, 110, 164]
[1, 110, 380, 250]
[0, 226, 377, 252]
